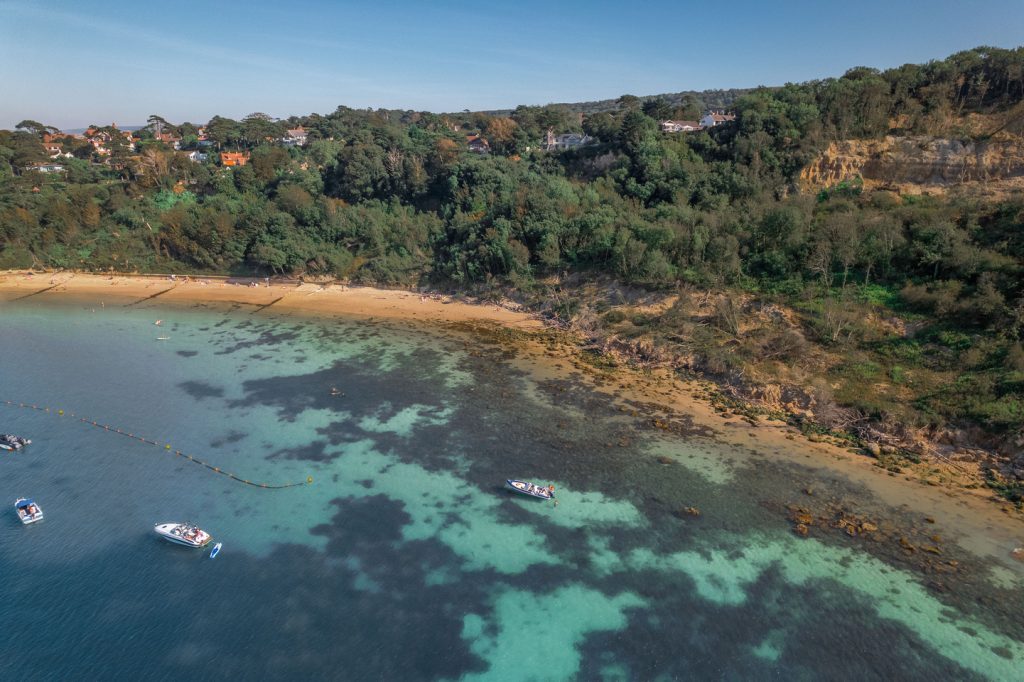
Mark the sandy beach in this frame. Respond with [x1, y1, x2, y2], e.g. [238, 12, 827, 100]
[2, 269, 1022, 575]
[0, 271, 543, 329]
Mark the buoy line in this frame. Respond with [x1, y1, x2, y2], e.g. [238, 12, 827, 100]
[2, 400, 313, 489]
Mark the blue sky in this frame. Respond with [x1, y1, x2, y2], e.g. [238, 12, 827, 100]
[1, 0, 1022, 130]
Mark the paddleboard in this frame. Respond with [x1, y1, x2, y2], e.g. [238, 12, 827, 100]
[209, 542, 222, 559]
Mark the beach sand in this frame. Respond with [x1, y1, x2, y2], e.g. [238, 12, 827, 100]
[2, 269, 1021, 573]
[0, 271, 542, 329]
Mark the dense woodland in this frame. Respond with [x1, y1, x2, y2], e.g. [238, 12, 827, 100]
[2, 46, 1023, 484]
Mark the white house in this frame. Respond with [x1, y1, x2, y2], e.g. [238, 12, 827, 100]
[185, 151, 208, 163]
[26, 163, 65, 173]
[544, 129, 592, 151]
[283, 127, 308, 146]
[700, 111, 736, 128]
[660, 120, 702, 133]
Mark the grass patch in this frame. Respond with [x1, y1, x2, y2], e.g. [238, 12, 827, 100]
[858, 283, 901, 308]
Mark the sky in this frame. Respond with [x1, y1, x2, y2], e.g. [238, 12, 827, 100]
[1, 0, 1022, 130]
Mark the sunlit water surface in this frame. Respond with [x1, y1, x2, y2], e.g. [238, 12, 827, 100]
[0, 301, 1021, 680]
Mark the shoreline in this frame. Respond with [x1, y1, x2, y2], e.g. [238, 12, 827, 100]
[2, 269, 1021, 575]
[0, 270, 543, 330]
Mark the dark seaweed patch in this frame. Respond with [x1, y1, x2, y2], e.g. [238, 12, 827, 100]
[179, 380, 225, 400]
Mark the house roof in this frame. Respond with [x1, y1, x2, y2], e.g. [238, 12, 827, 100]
[660, 120, 702, 130]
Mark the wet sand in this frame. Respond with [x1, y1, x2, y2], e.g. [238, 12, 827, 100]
[2, 270, 1022, 578]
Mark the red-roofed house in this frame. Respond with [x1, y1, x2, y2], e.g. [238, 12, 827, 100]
[156, 132, 182, 149]
[466, 134, 490, 154]
[220, 151, 250, 167]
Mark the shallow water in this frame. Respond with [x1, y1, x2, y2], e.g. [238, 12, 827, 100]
[0, 301, 1021, 680]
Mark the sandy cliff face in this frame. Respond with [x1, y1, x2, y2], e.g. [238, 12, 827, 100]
[799, 134, 1024, 196]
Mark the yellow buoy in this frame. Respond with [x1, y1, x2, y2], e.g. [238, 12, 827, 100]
[307, 476, 314, 484]
[58, 410, 64, 415]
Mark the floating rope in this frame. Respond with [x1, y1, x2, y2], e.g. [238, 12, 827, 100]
[2, 400, 313, 489]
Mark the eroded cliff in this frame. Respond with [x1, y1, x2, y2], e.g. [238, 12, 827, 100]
[800, 133, 1024, 197]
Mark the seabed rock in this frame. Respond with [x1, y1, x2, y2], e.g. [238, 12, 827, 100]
[671, 503, 704, 520]
[792, 512, 814, 525]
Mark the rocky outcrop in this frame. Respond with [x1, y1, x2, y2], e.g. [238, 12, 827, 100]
[800, 134, 1024, 196]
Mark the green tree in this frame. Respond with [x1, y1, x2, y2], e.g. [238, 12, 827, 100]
[15, 120, 59, 138]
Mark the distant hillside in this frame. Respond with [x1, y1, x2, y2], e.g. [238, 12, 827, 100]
[482, 88, 756, 117]
[64, 125, 146, 135]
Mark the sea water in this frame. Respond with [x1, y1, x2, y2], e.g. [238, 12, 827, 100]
[0, 301, 1021, 680]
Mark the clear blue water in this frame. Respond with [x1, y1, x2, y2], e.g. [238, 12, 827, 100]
[0, 300, 1021, 680]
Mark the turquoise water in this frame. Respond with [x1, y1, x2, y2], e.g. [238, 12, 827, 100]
[0, 301, 1021, 680]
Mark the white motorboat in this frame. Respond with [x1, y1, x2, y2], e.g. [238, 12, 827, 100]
[506, 479, 555, 500]
[0, 434, 31, 451]
[154, 522, 213, 548]
[14, 498, 43, 524]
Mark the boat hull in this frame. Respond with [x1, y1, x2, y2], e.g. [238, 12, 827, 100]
[506, 479, 554, 500]
[154, 523, 213, 548]
[14, 498, 43, 524]
[1, 436, 31, 451]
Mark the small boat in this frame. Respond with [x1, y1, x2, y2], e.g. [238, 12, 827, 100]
[209, 542, 222, 559]
[0, 434, 31, 451]
[506, 479, 555, 500]
[156, 336, 170, 341]
[14, 498, 43, 524]
[154, 522, 213, 548]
